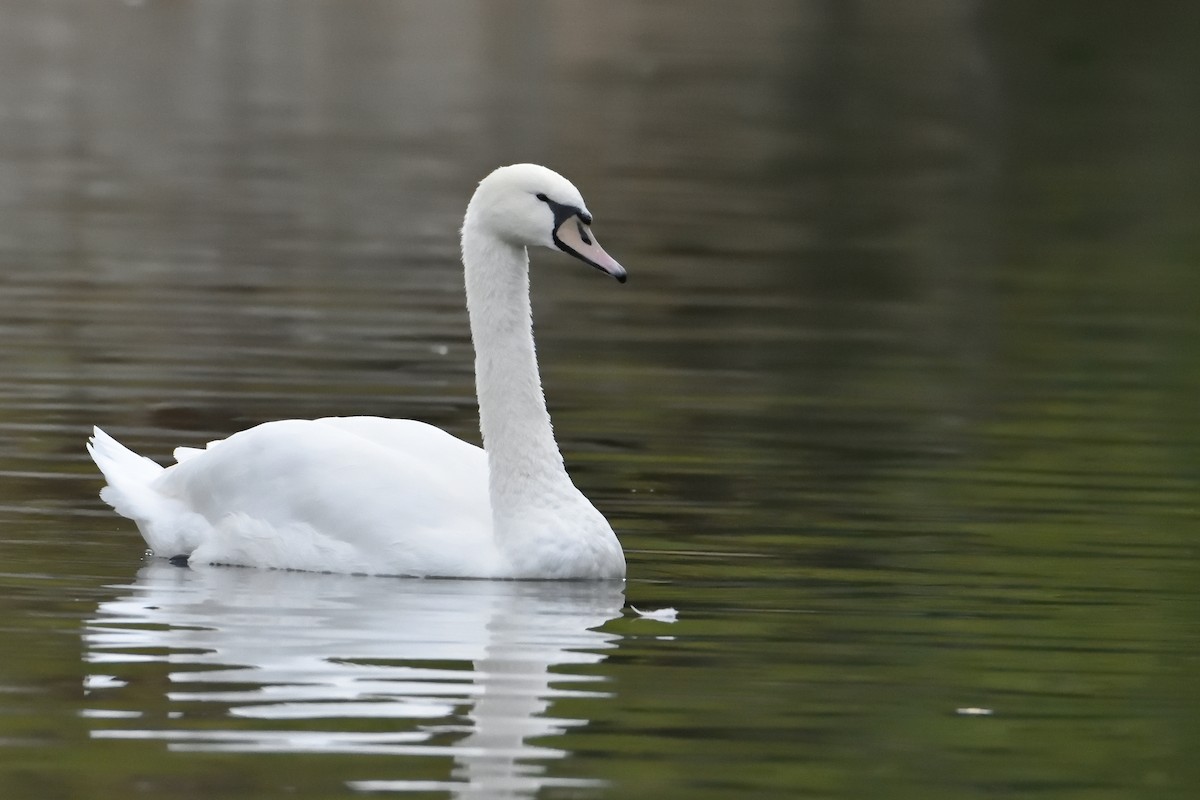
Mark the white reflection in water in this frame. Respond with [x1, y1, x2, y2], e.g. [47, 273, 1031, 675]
[83, 563, 624, 797]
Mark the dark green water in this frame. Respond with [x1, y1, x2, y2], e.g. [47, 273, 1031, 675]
[1, 2, 1197, 798]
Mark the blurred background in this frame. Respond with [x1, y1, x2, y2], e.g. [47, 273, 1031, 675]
[0, 1, 1197, 798]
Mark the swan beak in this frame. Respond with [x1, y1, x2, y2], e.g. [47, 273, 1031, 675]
[554, 216, 627, 283]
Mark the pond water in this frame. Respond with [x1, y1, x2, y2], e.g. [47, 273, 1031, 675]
[1, 2, 1198, 798]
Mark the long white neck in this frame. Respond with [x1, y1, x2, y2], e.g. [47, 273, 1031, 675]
[461, 224, 575, 528]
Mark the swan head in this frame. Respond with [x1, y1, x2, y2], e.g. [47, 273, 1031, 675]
[464, 164, 627, 283]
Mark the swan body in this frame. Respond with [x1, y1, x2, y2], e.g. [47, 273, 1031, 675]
[89, 164, 628, 580]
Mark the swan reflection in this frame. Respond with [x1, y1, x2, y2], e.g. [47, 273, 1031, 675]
[84, 563, 624, 796]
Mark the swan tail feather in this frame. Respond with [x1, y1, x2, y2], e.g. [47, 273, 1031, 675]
[87, 427, 207, 556]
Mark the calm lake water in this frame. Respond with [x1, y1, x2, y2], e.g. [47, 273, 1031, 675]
[1, 2, 1198, 798]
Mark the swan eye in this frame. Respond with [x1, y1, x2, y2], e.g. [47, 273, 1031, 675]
[576, 220, 592, 245]
[537, 192, 592, 228]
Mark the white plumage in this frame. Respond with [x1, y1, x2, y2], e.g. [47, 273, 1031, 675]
[89, 164, 628, 580]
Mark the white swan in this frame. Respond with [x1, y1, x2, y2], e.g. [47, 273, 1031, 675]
[88, 164, 628, 580]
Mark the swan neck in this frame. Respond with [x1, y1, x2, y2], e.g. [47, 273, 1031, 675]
[461, 226, 570, 514]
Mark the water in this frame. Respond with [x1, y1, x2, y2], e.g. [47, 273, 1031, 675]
[1, 1, 1198, 798]
[85, 566, 622, 795]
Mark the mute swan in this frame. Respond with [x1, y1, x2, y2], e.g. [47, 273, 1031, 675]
[88, 164, 628, 580]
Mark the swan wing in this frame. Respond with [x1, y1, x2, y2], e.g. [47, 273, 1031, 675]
[95, 419, 501, 577]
